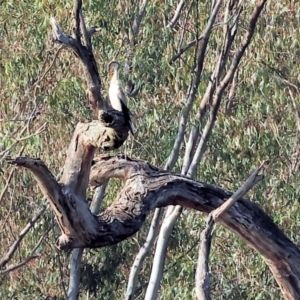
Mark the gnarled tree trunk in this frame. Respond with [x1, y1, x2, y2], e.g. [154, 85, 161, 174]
[9, 151, 300, 300]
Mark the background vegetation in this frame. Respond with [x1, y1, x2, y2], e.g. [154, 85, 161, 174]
[1, 0, 300, 299]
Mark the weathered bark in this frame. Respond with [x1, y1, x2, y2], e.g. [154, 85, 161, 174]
[50, 1, 132, 149]
[196, 215, 213, 300]
[196, 163, 265, 300]
[50, 15, 104, 115]
[9, 152, 300, 299]
[61, 118, 129, 191]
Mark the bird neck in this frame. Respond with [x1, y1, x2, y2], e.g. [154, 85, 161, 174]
[111, 70, 120, 84]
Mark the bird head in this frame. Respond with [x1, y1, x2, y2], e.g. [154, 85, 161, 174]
[108, 61, 120, 78]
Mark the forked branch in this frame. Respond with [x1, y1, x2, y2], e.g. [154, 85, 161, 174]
[50, 16, 104, 114]
[50, 2, 133, 146]
[196, 162, 266, 300]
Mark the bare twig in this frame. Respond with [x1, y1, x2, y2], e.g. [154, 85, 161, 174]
[0, 226, 51, 275]
[34, 45, 64, 86]
[212, 162, 266, 221]
[261, 60, 300, 133]
[196, 162, 266, 300]
[188, 0, 268, 178]
[0, 146, 25, 235]
[165, 0, 222, 170]
[166, 0, 185, 28]
[169, 0, 241, 65]
[176, 0, 195, 52]
[169, 36, 203, 64]
[198, 1, 242, 120]
[0, 165, 17, 204]
[0, 118, 45, 162]
[0, 207, 46, 269]
[196, 215, 213, 300]
[0, 256, 39, 275]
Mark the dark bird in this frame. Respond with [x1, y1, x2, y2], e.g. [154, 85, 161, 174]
[108, 61, 136, 135]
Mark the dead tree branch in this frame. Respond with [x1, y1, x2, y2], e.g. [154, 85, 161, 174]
[50, 15, 104, 114]
[188, 0, 268, 177]
[212, 162, 266, 221]
[166, 0, 185, 28]
[143, 3, 223, 298]
[0, 207, 45, 269]
[67, 181, 109, 300]
[0, 255, 39, 275]
[169, 36, 203, 64]
[50, 8, 132, 147]
[9, 153, 300, 299]
[50, 3, 137, 297]
[165, 0, 222, 170]
[196, 162, 266, 300]
[0, 226, 50, 275]
[196, 215, 213, 300]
